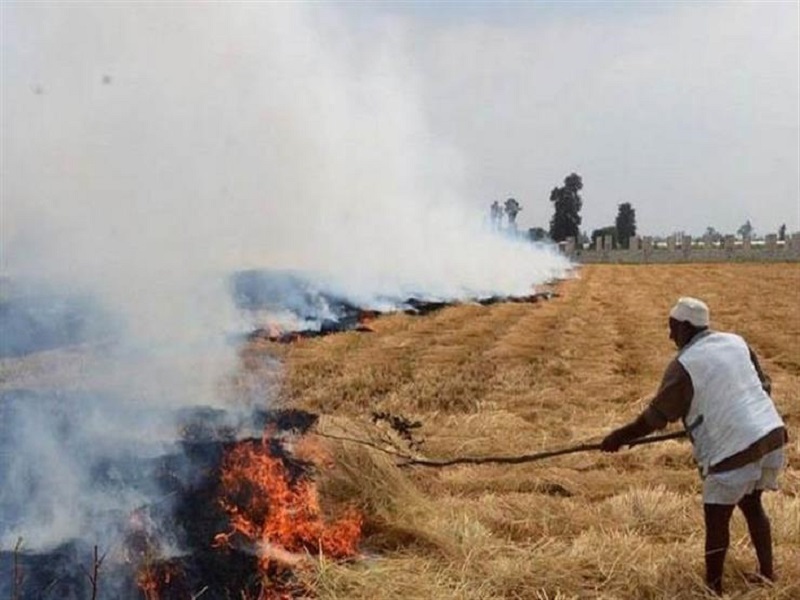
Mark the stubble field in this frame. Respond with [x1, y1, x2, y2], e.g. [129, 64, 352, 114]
[254, 263, 799, 599]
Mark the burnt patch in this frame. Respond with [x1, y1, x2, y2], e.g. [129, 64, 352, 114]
[234, 269, 559, 344]
[0, 281, 116, 358]
[0, 401, 325, 599]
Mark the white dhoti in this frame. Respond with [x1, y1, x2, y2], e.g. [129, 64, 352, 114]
[703, 448, 786, 505]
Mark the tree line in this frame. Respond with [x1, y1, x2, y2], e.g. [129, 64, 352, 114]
[493, 172, 637, 248]
[494, 172, 788, 249]
[548, 172, 637, 248]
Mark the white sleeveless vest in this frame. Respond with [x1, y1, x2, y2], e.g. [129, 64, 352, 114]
[678, 331, 784, 475]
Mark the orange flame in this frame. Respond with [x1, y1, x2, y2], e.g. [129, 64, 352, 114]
[265, 322, 284, 341]
[133, 433, 359, 598]
[357, 310, 380, 324]
[216, 438, 362, 573]
[136, 562, 182, 600]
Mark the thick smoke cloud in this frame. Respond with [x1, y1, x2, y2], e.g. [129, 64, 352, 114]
[0, 3, 570, 554]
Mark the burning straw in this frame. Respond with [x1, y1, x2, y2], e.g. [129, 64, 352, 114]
[133, 419, 364, 600]
[214, 437, 363, 569]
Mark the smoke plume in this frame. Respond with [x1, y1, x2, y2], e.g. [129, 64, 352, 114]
[0, 2, 570, 558]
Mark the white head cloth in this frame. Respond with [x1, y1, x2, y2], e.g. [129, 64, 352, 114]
[669, 297, 710, 327]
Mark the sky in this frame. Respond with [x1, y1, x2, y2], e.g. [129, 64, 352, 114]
[3, 1, 800, 248]
[349, 0, 800, 237]
[2, 2, 798, 255]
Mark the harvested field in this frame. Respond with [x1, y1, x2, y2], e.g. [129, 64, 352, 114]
[255, 263, 800, 599]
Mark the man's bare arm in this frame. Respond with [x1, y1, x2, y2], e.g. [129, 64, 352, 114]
[748, 347, 772, 395]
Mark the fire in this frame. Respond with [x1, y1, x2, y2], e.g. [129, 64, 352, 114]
[132, 416, 358, 598]
[265, 322, 284, 340]
[249, 322, 303, 344]
[357, 309, 380, 325]
[136, 562, 182, 600]
[215, 436, 363, 573]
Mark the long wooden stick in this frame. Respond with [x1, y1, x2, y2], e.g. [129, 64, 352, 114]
[13, 537, 23, 600]
[314, 429, 687, 468]
[398, 430, 687, 468]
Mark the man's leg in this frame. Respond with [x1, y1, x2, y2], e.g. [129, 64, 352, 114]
[737, 490, 774, 581]
[704, 503, 736, 595]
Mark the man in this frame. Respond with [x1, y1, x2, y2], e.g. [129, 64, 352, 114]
[601, 297, 787, 595]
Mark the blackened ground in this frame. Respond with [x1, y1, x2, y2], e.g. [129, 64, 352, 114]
[0, 282, 115, 357]
[132, 436, 313, 598]
[0, 542, 138, 600]
[0, 399, 321, 599]
[233, 268, 558, 342]
[231, 269, 360, 323]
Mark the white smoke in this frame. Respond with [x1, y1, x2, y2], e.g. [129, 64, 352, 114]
[0, 3, 571, 553]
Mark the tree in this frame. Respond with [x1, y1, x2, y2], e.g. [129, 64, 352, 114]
[489, 200, 503, 229]
[704, 226, 722, 243]
[504, 197, 522, 230]
[737, 220, 753, 239]
[615, 203, 637, 249]
[549, 173, 583, 242]
[591, 226, 618, 249]
[528, 227, 548, 242]
[778, 223, 787, 241]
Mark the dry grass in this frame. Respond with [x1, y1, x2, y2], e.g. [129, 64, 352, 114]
[251, 263, 800, 599]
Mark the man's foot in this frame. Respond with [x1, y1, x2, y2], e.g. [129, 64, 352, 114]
[706, 581, 723, 596]
[743, 572, 775, 586]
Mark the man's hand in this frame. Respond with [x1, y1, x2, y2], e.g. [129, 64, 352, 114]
[601, 429, 625, 453]
[601, 415, 657, 453]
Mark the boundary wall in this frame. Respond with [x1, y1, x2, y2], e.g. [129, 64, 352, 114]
[561, 233, 800, 264]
